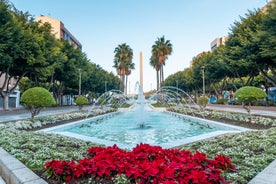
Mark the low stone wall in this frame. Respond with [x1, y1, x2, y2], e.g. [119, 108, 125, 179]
[0, 147, 47, 184]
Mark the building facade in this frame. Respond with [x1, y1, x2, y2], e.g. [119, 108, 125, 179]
[0, 74, 21, 108]
[36, 16, 82, 49]
[210, 36, 227, 51]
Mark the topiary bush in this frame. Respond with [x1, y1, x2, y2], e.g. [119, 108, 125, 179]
[20, 87, 56, 122]
[234, 86, 267, 121]
[197, 96, 209, 109]
[75, 96, 89, 110]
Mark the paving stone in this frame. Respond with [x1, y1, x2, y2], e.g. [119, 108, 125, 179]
[23, 178, 48, 184]
[11, 167, 41, 183]
[249, 159, 276, 184]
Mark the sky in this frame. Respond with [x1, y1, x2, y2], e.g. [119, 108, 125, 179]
[9, 0, 268, 93]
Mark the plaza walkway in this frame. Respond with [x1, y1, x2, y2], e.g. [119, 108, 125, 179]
[0, 105, 91, 123]
[0, 104, 275, 183]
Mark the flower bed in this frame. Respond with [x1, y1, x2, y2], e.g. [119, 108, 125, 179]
[45, 144, 235, 184]
[167, 106, 276, 128]
[0, 109, 275, 183]
[1, 107, 116, 131]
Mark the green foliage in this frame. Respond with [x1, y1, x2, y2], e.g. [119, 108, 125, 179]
[164, 4, 276, 96]
[0, 0, 121, 110]
[234, 86, 267, 100]
[150, 36, 173, 90]
[151, 102, 169, 107]
[216, 98, 227, 104]
[97, 98, 105, 104]
[257, 0, 276, 72]
[20, 87, 55, 121]
[21, 87, 56, 108]
[180, 99, 187, 104]
[19, 77, 34, 93]
[113, 43, 134, 92]
[113, 174, 131, 184]
[197, 96, 209, 107]
[119, 103, 131, 108]
[234, 86, 267, 120]
[75, 96, 89, 110]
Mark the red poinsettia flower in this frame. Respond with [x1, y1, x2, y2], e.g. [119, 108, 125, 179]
[44, 144, 235, 183]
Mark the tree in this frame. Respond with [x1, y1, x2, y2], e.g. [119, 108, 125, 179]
[224, 10, 265, 87]
[20, 87, 56, 121]
[151, 36, 173, 90]
[18, 77, 34, 93]
[0, 1, 54, 110]
[256, 0, 276, 86]
[234, 86, 267, 121]
[75, 96, 88, 110]
[113, 43, 134, 94]
[0, 1, 25, 110]
[150, 55, 161, 90]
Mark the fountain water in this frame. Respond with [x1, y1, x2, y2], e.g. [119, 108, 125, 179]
[86, 89, 131, 118]
[133, 82, 150, 128]
[149, 86, 205, 119]
[41, 86, 247, 149]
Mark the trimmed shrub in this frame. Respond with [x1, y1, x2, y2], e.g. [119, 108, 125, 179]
[20, 87, 56, 121]
[234, 86, 267, 121]
[197, 96, 209, 108]
[75, 96, 89, 110]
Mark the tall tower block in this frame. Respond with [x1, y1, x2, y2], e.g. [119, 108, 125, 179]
[139, 52, 143, 91]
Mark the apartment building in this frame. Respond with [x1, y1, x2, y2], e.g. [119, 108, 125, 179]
[0, 74, 20, 108]
[36, 16, 82, 49]
[210, 36, 228, 51]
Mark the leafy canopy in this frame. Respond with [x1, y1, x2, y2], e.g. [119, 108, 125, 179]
[75, 96, 89, 106]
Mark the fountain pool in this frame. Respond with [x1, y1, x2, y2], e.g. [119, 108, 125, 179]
[40, 105, 248, 149]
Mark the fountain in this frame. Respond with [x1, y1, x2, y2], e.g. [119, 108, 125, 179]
[149, 86, 205, 119]
[133, 82, 150, 128]
[41, 86, 248, 149]
[86, 89, 131, 118]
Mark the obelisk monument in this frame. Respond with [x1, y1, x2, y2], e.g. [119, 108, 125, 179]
[139, 52, 143, 92]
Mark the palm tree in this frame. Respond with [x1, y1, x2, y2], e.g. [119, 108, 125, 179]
[113, 43, 134, 94]
[150, 55, 161, 90]
[151, 36, 173, 90]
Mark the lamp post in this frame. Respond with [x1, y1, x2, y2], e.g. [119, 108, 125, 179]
[105, 81, 107, 93]
[78, 69, 81, 96]
[201, 66, 205, 96]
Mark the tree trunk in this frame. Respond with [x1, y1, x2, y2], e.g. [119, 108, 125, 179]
[3, 95, 9, 110]
[235, 72, 245, 86]
[156, 70, 159, 90]
[231, 78, 238, 91]
[120, 75, 124, 92]
[242, 102, 252, 122]
[259, 68, 276, 86]
[125, 75, 128, 95]
[210, 82, 220, 98]
[161, 64, 164, 84]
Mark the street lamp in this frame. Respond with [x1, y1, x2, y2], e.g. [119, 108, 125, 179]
[78, 69, 81, 96]
[201, 66, 205, 96]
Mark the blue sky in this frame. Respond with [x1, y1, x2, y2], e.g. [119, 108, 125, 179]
[9, 0, 268, 93]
